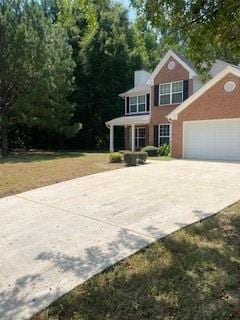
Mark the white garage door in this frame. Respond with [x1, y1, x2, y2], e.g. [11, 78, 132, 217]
[183, 119, 240, 161]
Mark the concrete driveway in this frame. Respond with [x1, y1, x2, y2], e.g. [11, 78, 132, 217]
[0, 160, 240, 319]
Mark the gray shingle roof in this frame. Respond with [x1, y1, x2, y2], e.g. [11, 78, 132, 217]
[172, 50, 198, 73]
[119, 85, 151, 97]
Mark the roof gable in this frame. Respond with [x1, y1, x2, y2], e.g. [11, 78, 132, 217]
[167, 66, 240, 120]
[147, 50, 197, 85]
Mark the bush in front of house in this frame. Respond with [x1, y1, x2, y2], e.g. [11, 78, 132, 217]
[136, 151, 148, 164]
[158, 144, 170, 157]
[109, 152, 123, 163]
[142, 145, 158, 157]
[124, 151, 137, 166]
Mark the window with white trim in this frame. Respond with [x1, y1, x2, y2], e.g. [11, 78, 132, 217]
[135, 127, 146, 148]
[159, 124, 170, 146]
[129, 95, 146, 113]
[159, 81, 183, 105]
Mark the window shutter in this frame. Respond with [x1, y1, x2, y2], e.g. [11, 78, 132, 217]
[154, 125, 159, 147]
[146, 94, 150, 111]
[183, 80, 189, 101]
[126, 97, 129, 114]
[154, 85, 159, 106]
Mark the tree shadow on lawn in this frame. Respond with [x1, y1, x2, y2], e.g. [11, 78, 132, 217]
[0, 151, 85, 164]
[37, 206, 240, 320]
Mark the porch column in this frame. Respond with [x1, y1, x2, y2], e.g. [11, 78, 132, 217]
[109, 125, 114, 152]
[131, 124, 135, 152]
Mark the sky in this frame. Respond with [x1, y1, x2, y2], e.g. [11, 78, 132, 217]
[115, 0, 137, 21]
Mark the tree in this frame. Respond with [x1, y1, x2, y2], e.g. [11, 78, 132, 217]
[0, 0, 78, 156]
[70, 1, 151, 150]
[131, 0, 240, 68]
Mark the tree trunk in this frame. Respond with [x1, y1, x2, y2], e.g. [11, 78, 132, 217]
[1, 123, 9, 157]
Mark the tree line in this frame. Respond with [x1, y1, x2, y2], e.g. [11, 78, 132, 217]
[1, 0, 239, 156]
[0, 0, 163, 156]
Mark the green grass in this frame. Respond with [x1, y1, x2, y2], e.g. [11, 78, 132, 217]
[35, 202, 240, 320]
[0, 151, 123, 198]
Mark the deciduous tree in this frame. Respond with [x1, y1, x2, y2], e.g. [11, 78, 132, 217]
[131, 0, 240, 67]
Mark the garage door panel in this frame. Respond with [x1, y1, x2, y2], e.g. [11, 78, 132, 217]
[183, 119, 240, 160]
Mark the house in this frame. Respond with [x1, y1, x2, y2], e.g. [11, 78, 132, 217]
[106, 50, 240, 161]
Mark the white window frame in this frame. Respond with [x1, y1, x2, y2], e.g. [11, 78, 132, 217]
[159, 80, 183, 106]
[135, 127, 146, 148]
[128, 95, 147, 114]
[158, 123, 171, 147]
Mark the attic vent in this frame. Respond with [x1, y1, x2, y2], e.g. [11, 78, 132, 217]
[224, 81, 236, 93]
[168, 61, 176, 70]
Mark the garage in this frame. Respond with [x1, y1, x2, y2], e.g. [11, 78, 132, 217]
[183, 119, 240, 161]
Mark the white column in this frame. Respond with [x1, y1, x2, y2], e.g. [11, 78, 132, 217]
[131, 124, 135, 152]
[109, 125, 114, 152]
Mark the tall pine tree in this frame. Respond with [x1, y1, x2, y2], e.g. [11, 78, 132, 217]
[0, 0, 78, 156]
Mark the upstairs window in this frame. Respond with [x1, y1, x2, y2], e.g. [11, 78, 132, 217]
[129, 95, 146, 113]
[159, 81, 183, 105]
[138, 95, 146, 112]
[129, 96, 137, 113]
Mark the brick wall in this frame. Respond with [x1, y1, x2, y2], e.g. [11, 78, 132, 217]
[149, 57, 192, 145]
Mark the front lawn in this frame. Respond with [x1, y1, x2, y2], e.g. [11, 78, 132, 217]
[35, 201, 240, 320]
[0, 151, 123, 198]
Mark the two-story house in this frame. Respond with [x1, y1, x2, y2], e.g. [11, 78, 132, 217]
[106, 50, 240, 161]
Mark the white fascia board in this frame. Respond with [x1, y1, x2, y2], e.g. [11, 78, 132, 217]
[147, 50, 197, 85]
[167, 66, 240, 120]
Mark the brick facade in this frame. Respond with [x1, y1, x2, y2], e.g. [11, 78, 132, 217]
[149, 57, 192, 145]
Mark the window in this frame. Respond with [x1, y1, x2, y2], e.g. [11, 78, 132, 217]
[159, 124, 170, 146]
[138, 95, 146, 112]
[129, 96, 137, 113]
[159, 83, 171, 105]
[159, 81, 183, 105]
[129, 95, 146, 113]
[135, 127, 146, 148]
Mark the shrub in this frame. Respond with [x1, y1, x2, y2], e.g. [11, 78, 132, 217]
[124, 152, 137, 166]
[118, 150, 129, 154]
[137, 151, 148, 164]
[142, 145, 158, 157]
[158, 144, 170, 156]
[109, 152, 122, 163]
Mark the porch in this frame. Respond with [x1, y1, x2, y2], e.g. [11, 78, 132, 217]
[106, 114, 150, 152]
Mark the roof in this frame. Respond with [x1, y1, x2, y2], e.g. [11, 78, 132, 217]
[216, 59, 240, 70]
[119, 85, 151, 98]
[147, 50, 198, 85]
[172, 50, 198, 73]
[167, 65, 240, 120]
[106, 114, 150, 126]
[209, 59, 240, 77]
